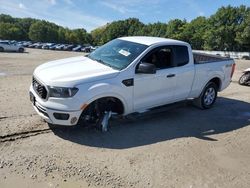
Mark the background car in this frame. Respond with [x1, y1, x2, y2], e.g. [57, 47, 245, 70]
[49, 44, 60, 50]
[42, 43, 55, 49]
[34, 43, 44, 49]
[21, 41, 33, 47]
[81, 46, 91, 53]
[28, 42, 42, 48]
[72, 45, 82, 52]
[0, 40, 25, 52]
[55, 44, 65, 50]
[63, 44, 76, 51]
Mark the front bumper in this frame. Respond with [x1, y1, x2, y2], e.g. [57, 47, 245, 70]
[29, 90, 82, 126]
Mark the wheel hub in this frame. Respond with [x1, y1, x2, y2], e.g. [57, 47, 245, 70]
[204, 87, 215, 105]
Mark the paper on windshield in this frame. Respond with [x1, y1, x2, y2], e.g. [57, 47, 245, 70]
[119, 49, 131, 57]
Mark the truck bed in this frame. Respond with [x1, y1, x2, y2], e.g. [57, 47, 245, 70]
[193, 52, 232, 64]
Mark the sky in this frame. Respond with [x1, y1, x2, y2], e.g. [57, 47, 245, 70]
[0, 0, 249, 32]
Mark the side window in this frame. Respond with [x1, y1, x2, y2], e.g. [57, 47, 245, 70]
[173, 45, 189, 66]
[142, 46, 174, 69]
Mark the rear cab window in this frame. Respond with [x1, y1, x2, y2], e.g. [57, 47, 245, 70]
[173, 45, 189, 67]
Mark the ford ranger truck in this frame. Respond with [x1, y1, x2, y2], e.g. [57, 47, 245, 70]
[29, 36, 235, 130]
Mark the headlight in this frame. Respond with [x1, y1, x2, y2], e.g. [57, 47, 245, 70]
[48, 86, 79, 98]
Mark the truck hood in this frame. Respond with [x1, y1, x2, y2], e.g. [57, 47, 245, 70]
[34, 56, 119, 87]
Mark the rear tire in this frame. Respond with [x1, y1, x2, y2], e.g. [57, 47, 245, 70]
[193, 82, 218, 109]
[0, 47, 4, 52]
[18, 48, 24, 53]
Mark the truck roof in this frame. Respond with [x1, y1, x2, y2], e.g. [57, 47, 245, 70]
[119, 36, 188, 46]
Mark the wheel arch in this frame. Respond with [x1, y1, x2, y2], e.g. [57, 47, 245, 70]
[194, 76, 222, 99]
[209, 77, 221, 90]
[83, 93, 128, 115]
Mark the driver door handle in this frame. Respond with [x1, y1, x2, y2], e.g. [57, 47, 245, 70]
[166, 74, 175, 78]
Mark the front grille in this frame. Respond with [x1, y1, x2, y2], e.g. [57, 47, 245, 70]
[32, 77, 48, 99]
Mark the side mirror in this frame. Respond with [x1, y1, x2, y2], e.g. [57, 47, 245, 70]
[136, 62, 156, 74]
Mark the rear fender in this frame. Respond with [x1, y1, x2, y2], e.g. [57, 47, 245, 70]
[195, 75, 223, 98]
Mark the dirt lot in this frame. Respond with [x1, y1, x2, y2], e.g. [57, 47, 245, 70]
[0, 48, 250, 188]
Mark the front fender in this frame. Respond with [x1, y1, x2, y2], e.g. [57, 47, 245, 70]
[77, 82, 132, 115]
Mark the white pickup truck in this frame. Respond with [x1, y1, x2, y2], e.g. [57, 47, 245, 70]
[29, 37, 235, 130]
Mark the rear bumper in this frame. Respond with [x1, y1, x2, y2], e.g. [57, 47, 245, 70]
[29, 91, 82, 126]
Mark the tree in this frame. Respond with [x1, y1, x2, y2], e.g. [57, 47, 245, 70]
[0, 22, 24, 40]
[236, 11, 250, 50]
[29, 21, 58, 42]
[57, 27, 67, 43]
[16, 18, 36, 40]
[125, 18, 144, 36]
[1, 5, 250, 52]
[91, 25, 108, 45]
[139, 22, 167, 37]
[93, 18, 144, 45]
[204, 5, 250, 51]
[166, 19, 187, 40]
[71, 29, 92, 44]
[0, 14, 15, 23]
[181, 17, 208, 49]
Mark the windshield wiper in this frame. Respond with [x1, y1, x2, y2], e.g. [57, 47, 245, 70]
[95, 58, 118, 70]
[88, 55, 119, 70]
[95, 58, 105, 64]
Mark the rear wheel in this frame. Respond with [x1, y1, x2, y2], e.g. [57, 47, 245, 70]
[239, 73, 250, 85]
[0, 47, 4, 52]
[194, 82, 218, 109]
[18, 48, 24, 53]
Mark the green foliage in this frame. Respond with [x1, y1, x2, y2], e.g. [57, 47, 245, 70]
[29, 20, 58, 42]
[236, 12, 250, 50]
[0, 14, 15, 23]
[57, 27, 67, 43]
[0, 14, 92, 44]
[0, 4, 250, 51]
[203, 5, 250, 51]
[166, 19, 187, 39]
[68, 29, 92, 44]
[91, 25, 107, 45]
[96, 18, 145, 44]
[181, 17, 208, 49]
[0, 22, 24, 40]
[0, 15, 37, 40]
[16, 18, 36, 40]
[139, 22, 168, 37]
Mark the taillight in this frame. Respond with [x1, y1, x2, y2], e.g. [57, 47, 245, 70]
[230, 63, 236, 78]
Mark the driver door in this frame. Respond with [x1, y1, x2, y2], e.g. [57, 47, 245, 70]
[133, 46, 177, 111]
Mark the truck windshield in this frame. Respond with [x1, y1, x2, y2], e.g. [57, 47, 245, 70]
[88, 39, 148, 70]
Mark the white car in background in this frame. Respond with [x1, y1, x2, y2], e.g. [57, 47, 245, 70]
[0, 41, 25, 52]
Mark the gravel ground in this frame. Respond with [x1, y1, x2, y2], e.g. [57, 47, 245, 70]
[0, 49, 250, 188]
